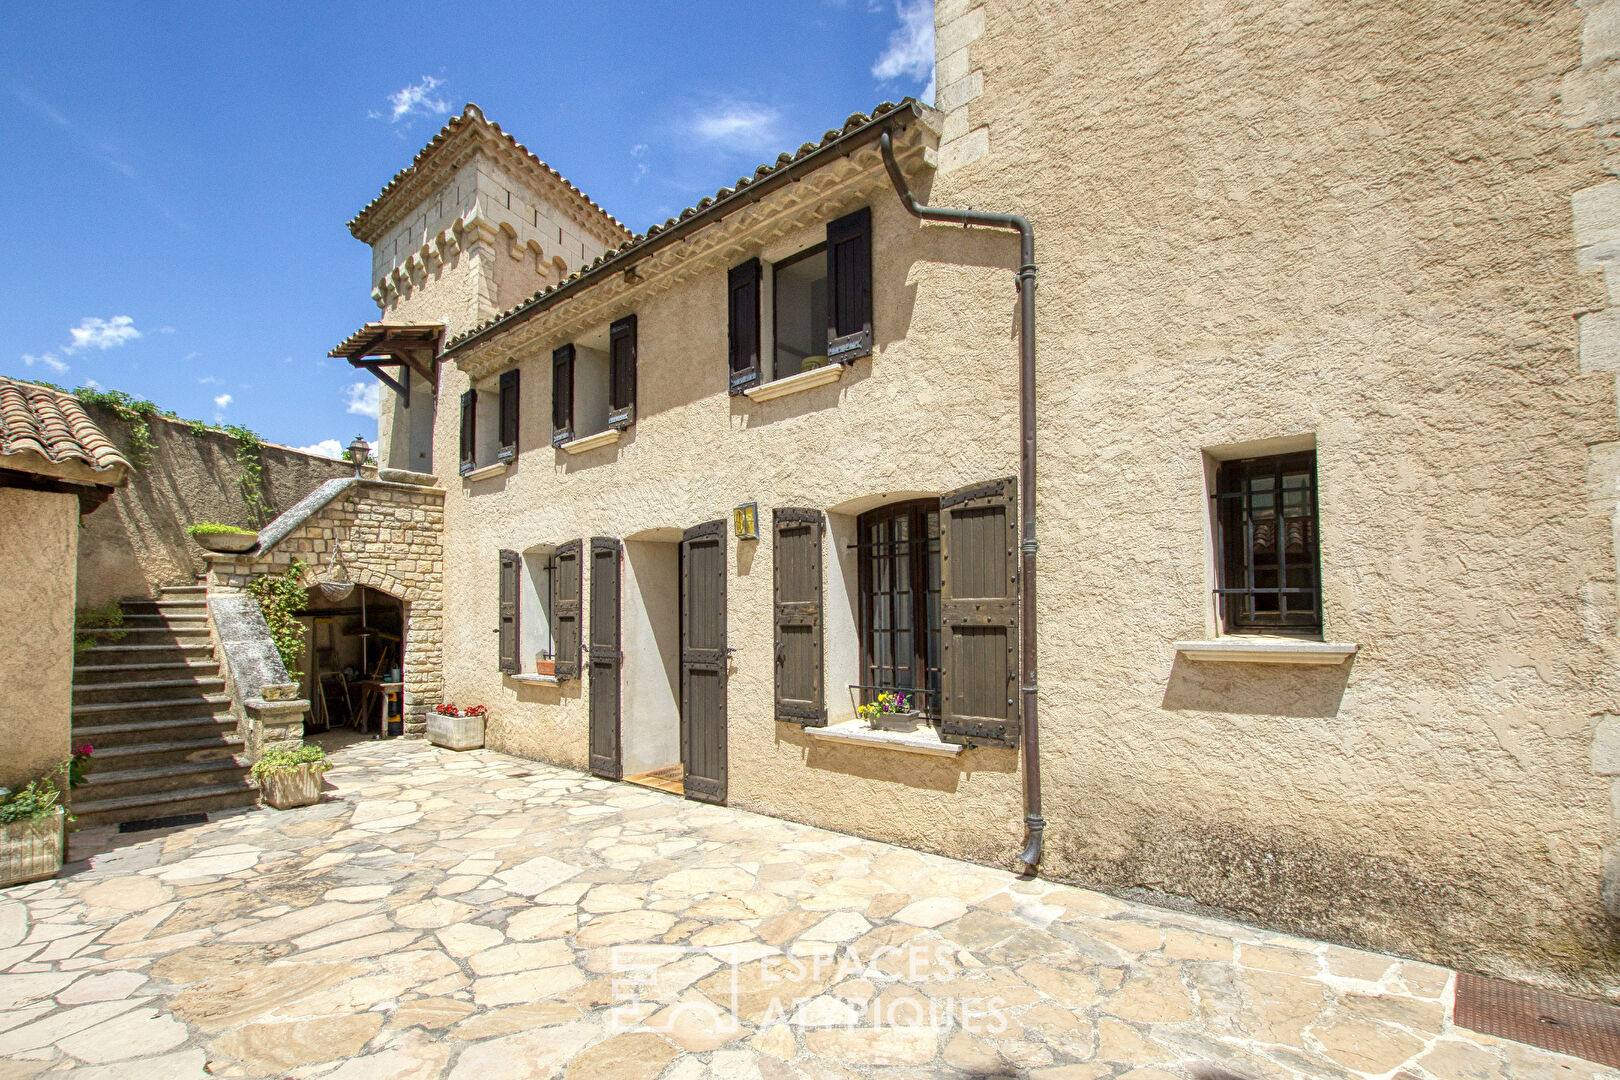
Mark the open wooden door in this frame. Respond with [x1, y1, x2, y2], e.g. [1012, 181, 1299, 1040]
[680, 520, 727, 804]
[588, 537, 622, 779]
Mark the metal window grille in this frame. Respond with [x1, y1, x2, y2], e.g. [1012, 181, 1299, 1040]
[855, 501, 941, 714]
[1213, 452, 1322, 635]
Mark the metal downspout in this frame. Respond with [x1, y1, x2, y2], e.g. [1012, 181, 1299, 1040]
[878, 129, 1044, 873]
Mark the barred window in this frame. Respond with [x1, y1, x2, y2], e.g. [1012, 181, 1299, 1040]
[1214, 452, 1321, 635]
[856, 500, 942, 715]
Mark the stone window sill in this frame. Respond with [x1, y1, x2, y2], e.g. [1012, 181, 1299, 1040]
[461, 461, 510, 483]
[559, 430, 621, 455]
[510, 673, 561, 686]
[1174, 638, 1358, 665]
[807, 719, 962, 757]
[743, 365, 844, 403]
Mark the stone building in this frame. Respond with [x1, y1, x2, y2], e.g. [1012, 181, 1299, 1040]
[324, 2, 1620, 996]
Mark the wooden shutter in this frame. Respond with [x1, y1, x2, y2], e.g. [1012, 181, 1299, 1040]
[459, 389, 477, 474]
[588, 537, 623, 779]
[825, 207, 872, 363]
[551, 539, 583, 679]
[939, 478, 1019, 748]
[498, 368, 520, 461]
[773, 509, 825, 726]
[551, 344, 575, 447]
[728, 258, 762, 394]
[608, 315, 637, 429]
[498, 549, 520, 674]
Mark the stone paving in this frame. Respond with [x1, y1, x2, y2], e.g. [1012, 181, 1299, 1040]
[0, 740, 1612, 1080]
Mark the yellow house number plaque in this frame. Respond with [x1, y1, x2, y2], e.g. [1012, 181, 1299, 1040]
[733, 503, 759, 541]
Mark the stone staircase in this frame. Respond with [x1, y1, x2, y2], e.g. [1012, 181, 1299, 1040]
[70, 585, 258, 828]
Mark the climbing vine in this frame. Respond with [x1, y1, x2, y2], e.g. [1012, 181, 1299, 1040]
[62, 386, 174, 467]
[224, 424, 270, 527]
[247, 561, 309, 682]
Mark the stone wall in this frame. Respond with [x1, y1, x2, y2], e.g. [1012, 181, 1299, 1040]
[76, 406, 352, 608]
[0, 488, 77, 791]
[207, 476, 446, 736]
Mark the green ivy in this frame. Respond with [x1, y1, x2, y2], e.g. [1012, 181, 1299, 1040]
[249, 743, 331, 780]
[186, 522, 255, 536]
[247, 561, 308, 682]
[71, 386, 164, 467]
[224, 424, 270, 527]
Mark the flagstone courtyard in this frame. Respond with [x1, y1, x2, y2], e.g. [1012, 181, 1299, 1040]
[0, 740, 1609, 1080]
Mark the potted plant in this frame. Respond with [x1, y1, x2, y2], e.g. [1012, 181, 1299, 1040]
[429, 703, 488, 751]
[187, 522, 259, 553]
[1, 746, 92, 888]
[535, 653, 555, 677]
[858, 691, 922, 733]
[250, 744, 330, 810]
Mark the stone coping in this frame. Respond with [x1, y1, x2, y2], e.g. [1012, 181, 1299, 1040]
[742, 364, 845, 403]
[808, 718, 963, 756]
[1174, 638, 1358, 665]
[251, 476, 448, 557]
[559, 429, 621, 455]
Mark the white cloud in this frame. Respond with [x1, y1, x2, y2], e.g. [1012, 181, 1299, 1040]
[198, 375, 223, 386]
[386, 76, 451, 123]
[344, 381, 381, 419]
[690, 101, 782, 152]
[65, 315, 141, 353]
[293, 439, 346, 460]
[213, 393, 232, 410]
[21, 352, 68, 374]
[872, 0, 936, 103]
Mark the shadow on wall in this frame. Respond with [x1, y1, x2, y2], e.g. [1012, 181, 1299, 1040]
[1161, 654, 1354, 718]
[75, 407, 353, 606]
[777, 724, 1017, 793]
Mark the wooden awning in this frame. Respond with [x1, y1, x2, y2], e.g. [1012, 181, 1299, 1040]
[329, 323, 443, 405]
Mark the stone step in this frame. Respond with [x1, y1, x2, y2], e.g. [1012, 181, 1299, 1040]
[73, 677, 226, 706]
[72, 694, 231, 719]
[69, 782, 259, 829]
[120, 613, 208, 625]
[124, 598, 207, 609]
[72, 714, 237, 749]
[78, 758, 250, 802]
[89, 734, 245, 771]
[78, 642, 215, 659]
[76, 627, 212, 650]
[159, 585, 208, 595]
[72, 660, 219, 686]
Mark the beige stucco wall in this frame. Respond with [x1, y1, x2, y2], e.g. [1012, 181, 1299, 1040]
[929, 0, 1620, 993]
[75, 407, 351, 608]
[0, 488, 77, 792]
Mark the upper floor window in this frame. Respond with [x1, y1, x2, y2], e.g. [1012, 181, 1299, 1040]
[729, 206, 872, 394]
[459, 368, 518, 475]
[551, 315, 637, 448]
[1213, 452, 1321, 636]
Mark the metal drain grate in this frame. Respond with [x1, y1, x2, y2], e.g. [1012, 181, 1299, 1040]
[117, 812, 208, 834]
[1454, 971, 1620, 1068]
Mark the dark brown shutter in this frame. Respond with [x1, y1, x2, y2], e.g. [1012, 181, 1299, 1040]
[551, 539, 583, 679]
[608, 315, 637, 429]
[498, 368, 519, 461]
[826, 206, 872, 363]
[459, 389, 477, 474]
[728, 258, 762, 394]
[773, 509, 825, 726]
[588, 537, 623, 779]
[498, 549, 520, 674]
[551, 344, 575, 447]
[939, 478, 1019, 748]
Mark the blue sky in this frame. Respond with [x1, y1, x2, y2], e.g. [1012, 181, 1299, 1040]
[0, 1, 934, 457]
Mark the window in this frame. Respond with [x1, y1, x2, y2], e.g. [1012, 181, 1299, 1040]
[460, 368, 519, 475]
[728, 205, 872, 394]
[856, 500, 941, 717]
[551, 316, 637, 448]
[773, 243, 828, 379]
[1213, 452, 1321, 636]
[520, 545, 555, 674]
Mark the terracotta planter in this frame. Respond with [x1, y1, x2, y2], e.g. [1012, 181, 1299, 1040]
[193, 530, 259, 554]
[534, 657, 555, 676]
[0, 808, 65, 887]
[257, 763, 323, 809]
[429, 712, 486, 751]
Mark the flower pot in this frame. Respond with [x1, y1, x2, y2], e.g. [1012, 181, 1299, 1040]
[428, 711, 486, 751]
[871, 711, 924, 733]
[193, 530, 258, 554]
[0, 807, 65, 887]
[535, 657, 555, 677]
[258, 762, 323, 810]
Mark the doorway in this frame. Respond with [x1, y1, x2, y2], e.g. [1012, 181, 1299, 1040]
[620, 534, 683, 793]
[296, 585, 405, 736]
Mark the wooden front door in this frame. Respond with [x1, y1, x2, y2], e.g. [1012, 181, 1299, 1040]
[588, 537, 622, 779]
[680, 520, 727, 804]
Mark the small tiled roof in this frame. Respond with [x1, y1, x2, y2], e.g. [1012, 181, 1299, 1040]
[0, 378, 132, 478]
[348, 104, 632, 244]
[329, 322, 444, 362]
[444, 98, 925, 355]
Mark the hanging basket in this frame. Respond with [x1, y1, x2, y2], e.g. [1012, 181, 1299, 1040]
[314, 541, 354, 602]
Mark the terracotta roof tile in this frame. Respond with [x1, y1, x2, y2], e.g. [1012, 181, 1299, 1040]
[0, 378, 133, 476]
[445, 99, 922, 353]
